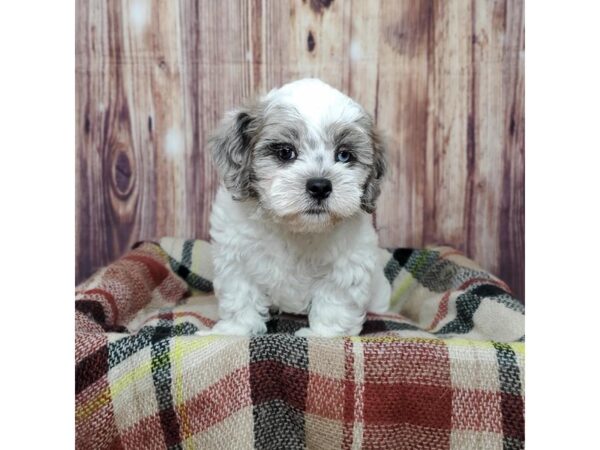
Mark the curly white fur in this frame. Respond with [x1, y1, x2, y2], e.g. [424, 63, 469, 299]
[201, 79, 390, 337]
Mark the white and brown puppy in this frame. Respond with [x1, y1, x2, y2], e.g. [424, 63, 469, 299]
[203, 78, 390, 337]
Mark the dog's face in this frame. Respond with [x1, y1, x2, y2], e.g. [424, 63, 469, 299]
[210, 79, 386, 233]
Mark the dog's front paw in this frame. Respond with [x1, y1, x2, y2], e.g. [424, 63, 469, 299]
[294, 327, 318, 338]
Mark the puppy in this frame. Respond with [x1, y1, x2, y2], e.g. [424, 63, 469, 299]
[204, 79, 390, 337]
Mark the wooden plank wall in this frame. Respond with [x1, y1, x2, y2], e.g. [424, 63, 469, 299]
[76, 0, 525, 300]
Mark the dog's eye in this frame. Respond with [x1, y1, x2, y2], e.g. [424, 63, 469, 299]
[335, 148, 352, 163]
[275, 144, 297, 162]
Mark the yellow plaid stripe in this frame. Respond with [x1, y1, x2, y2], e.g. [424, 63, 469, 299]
[76, 335, 222, 423]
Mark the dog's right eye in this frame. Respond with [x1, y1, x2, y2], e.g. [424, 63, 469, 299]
[274, 144, 297, 162]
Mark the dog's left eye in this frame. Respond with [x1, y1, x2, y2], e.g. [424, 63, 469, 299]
[274, 144, 297, 162]
[335, 148, 352, 163]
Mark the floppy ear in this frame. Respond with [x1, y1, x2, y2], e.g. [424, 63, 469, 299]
[208, 106, 258, 200]
[360, 123, 387, 213]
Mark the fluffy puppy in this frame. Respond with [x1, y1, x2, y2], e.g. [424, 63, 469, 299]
[204, 78, 390, 337]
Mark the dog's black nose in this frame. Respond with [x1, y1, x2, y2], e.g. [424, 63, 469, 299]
[306, 177, 332, 200]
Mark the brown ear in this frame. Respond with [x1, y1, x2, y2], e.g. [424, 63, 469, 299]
[208, 106, 258, 200]
[360, 123, 387, 213]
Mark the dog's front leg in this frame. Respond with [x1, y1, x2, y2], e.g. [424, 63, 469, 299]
[295, 256, 373, 337]
[197, 268, 269, 336]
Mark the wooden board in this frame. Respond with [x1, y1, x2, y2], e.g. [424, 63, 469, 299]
[76, 0, 525, 300]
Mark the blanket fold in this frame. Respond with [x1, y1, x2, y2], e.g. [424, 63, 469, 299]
[76, 238, 524, 450]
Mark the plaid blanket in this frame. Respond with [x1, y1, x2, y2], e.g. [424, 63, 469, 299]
[76, 238, 524, 449]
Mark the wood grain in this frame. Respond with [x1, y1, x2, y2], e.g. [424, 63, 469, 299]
[76, 0, 525, 300]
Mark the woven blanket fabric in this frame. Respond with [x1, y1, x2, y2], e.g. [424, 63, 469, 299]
[76, 238, 525, 450]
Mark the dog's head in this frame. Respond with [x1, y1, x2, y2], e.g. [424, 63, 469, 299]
[209, 78, 387, 232]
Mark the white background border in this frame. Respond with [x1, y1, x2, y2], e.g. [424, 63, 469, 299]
[0, 2, 74, 448]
